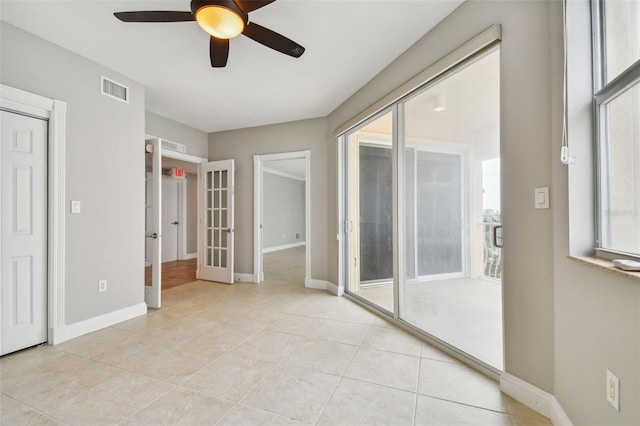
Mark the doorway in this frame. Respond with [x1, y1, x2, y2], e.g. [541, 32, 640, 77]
[262, 158, 307, 285]
[342, 47, 502, 370]
[253, 151, 311, 287]
[144, 139, 206, 306]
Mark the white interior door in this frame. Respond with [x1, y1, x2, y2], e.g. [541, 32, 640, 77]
[1, 110, 48, 355]
[198, 160, 234, 284]
[145, 172, 153, 266]
[145, 138, 161, 308]
[162, 178, 179, 263]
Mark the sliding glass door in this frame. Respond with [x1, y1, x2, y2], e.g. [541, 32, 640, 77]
[345, 110, 394, 314]
[343, 47, 502, 370]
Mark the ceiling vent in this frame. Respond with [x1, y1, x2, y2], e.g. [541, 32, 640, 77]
[101, 76, 129, 103]
[161, 139, 187, 154]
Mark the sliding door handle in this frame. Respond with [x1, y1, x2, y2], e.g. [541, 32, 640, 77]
[492, 225, 503, 248]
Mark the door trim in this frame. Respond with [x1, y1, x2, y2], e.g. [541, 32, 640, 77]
[253, 150, 311, 286]
[0, 84, 67, 345]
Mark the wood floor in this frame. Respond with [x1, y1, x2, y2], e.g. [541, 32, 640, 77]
[145, 258, 197, 291]
[143, 247, 304, 292]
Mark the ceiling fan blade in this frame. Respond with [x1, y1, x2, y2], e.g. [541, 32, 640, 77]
[114, 11, 194, 23]
[210, 37, 230, 68]
[235, 0, 277, 13]
[243, 22, 305, 58]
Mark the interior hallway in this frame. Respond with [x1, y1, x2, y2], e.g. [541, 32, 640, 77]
[1, 264, 548, 425]
[263, 246, 305, 285]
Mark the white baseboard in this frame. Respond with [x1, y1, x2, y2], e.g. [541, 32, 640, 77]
[550, 398, 573, 426]
[183, 252, 197, 260]
[50, 302, 147, 345]
[305, 278, 328, 290]
[327, 282, 344, 296]
[234, 273, 256, 282]
[263, 241, 305, 254]
[500, 372, 573, 425]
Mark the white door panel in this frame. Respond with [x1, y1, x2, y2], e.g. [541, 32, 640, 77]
[162, 178, 179, 263]
[198, 160, 234, 284]
[1, 110, 48, 355]
[145, 172, 153, 266]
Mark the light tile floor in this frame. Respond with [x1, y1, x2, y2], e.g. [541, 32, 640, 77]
[1, 277, 551, 425]
[357, 278, 504, 369]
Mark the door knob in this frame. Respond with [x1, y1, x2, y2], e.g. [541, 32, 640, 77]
[145, 232, 158, 239]
[171, 221, 179, 225]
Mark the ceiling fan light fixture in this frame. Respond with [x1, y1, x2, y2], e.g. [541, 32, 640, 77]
[194, 2, 245, 39]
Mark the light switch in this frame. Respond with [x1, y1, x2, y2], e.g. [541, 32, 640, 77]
[534, 187, 549, 209]
[71, 200, 81, 214]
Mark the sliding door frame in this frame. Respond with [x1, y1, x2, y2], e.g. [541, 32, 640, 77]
[337, 25, 502, 378]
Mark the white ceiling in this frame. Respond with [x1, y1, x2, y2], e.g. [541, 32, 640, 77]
[0, 0, 463, 133]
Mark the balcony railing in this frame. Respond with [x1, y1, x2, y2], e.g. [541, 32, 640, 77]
[483, 221, 502, 280]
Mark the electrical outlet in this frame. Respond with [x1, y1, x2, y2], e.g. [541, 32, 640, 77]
[606, 369, 620, 411]
[98, 279, 108, 293]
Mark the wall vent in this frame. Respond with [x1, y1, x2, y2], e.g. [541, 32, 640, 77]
[101, 76, 129, 103]
[161, 139, 187, 154]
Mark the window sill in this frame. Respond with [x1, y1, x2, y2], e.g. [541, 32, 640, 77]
[568, 256, 640, 282]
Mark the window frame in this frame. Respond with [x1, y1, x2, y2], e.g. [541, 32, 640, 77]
[592, 0, 640, 261]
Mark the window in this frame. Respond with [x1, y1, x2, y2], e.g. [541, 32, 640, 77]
[593, 0, 640, 260]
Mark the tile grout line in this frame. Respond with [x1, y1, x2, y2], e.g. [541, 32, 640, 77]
[412, 343, 423, 426]
[176, 322, 264, 387]
[311, 314, 371, 426]
[417, 393, 511, 415]
[233, 327, 309, 410]
[1, 392, 72, 426]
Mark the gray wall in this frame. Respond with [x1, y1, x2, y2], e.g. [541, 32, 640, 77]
[186, 173, 197, 255]
[208, 118, 329, 281]
[327, 1, 639, 424]
[1, 22, 145, 323]
[145, 111, 208, 158]
[263, 171, 305, 250]
[554, 1, 640, 424]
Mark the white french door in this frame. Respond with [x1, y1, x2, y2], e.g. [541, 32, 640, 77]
[1, 110, 48, 355]
[198, 160, 234, 284]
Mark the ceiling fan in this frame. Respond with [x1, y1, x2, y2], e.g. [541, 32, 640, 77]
[114, 0, 305, 68]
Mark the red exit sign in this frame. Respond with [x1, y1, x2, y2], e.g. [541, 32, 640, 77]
[171, 167, 185, 179]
